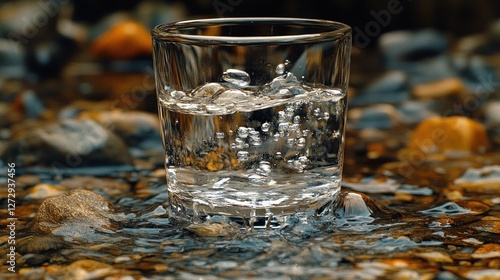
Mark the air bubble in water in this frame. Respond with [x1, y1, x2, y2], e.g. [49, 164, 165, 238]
[256, 161, 272, 176]
[249, 130, 262, 146]
[298, 156, 309, 164]
[289, 123, 299, 131]
[278, 88, 291, 96]
[250, 138, 262, 146]
[215, 132, 225, 139]
[287, 159, 305, 172]
[286, 138, 295, 147]
[278, 123, 289, 132]
[278, 111, 287, 123]
[170, 90, 186, 99]
[237, 127, 249, 138]
[222, 69, 250, 87]
[275, 64, 285, 75]
[293, 115, 301, 124]
[273, 133, 280, 141]
[234, 138, 245, 149]
[323, 112, 330, 120]
[285, 106, 294, 117]
[261, 122, 271, 132]
[297, 137, 306, 147]
[313, 108, 321, 117]
[237, 151, 249, 162]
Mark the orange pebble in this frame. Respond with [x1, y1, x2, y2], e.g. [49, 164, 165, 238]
[412, 77, 467, 99]
[91, 20, 152, 60]
[408, 116, 490, 153]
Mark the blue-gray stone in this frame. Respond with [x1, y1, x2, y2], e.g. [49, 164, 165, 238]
[350, 71, 410, 106]
[0, 119, 133, 167]
[453, 55, 499, 94]
[348, 104, 400, 130]
[398, 100, 438, 125]
[0, 39, 26, 79]
[379, 29, 447, 71]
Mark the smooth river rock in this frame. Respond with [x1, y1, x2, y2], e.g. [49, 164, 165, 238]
[77, 110, 162, 150]
[1, 119, 133, 167]
[30, 190, 124, 236]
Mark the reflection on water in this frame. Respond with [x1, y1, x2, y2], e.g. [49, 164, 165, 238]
[2, 149, 499, 279]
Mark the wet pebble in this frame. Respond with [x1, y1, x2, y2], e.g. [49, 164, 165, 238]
[91, 20, 152, 60]
[465, 269, 500, 280]
[185, 221, 240, 237]
[30, 190, 124, 236]
[420, 201, 490, 217]
[349, 71, 410, 106]
[348, 104, 400, 129]
[378, 29, 447, 74]
[0, 102, 10, 128]
[60, 259, 114, 280]
[397, 100, 438, 125]
[60, 176, 130, 196]
[406, 55, 458, 85]
[17, 235, 68, 254]
[408, 116, 490, 154]
[78, 110, 162, 150]
[454, 165, 500, 194]
[0, 39, 26, 79]
[483, 101, 500, 127]
[414, 250, 453, 263]
[26, 183, 66, 200]
[1, 119, 133, 167]
[471, 219, 500, 234]
[462, 238, 484, 245]
[411, 77, 467, 100]
[16, 90, 46, 119]
[472, 244, 500, 259]
[456, 55, 499, 92]
[434, 271, 460, 280]
[23, 254, 51, 266]
[13, 174, 41, 189]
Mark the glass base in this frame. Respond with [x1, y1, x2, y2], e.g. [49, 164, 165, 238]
[167, 191, 339, 230]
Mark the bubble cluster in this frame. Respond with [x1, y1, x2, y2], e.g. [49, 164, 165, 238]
[232, 126, 264, 165]
[287, 156, 310, 173]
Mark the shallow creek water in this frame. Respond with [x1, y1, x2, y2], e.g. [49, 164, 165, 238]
[0, 125, 499, 279]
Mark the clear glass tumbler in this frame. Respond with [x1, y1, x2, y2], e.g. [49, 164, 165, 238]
[152, 18, 351, 228]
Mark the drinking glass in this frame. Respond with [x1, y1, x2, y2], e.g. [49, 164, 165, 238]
[151, 18, 351, 229]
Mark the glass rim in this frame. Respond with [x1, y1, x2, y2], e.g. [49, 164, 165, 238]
[151, 17, 352, 44]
